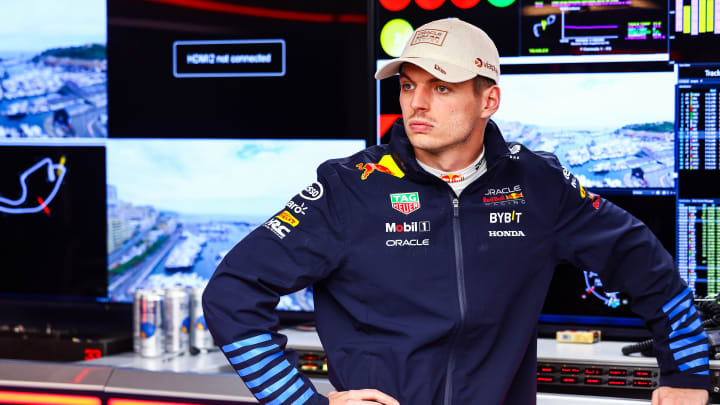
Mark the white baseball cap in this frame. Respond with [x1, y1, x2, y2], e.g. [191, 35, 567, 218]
[375, 18, 500, 84]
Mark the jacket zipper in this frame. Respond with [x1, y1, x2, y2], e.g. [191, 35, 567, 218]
[444, 195, 467, 405]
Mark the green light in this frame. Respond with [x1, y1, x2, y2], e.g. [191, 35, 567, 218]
[488, 0, 516, 7]
[380, 19, 414, 57]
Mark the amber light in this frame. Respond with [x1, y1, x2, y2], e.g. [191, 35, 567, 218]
[0, 391, 101, 405]
[108, 400, 204, 405]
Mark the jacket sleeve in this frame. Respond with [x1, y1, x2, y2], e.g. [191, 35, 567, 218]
[540, 153, 710, 390]
[202, 164, 346, 405]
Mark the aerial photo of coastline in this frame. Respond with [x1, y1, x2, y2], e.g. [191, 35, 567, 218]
[105, 138, 365, 310]
[493, 71, 676, 189]
[0, 0, 106, 140]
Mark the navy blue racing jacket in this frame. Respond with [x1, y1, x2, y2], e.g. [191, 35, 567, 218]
[203, 120, 710, 405]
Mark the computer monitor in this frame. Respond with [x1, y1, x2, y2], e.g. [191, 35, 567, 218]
[108, 0, 372, 143]
[0, 144, 107, 299]
[105, 138, 366, 312]
[0, 0, 107, 141]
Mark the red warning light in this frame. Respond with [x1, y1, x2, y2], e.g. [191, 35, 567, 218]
[379, 0, 412, 11]
[84, 349, 102, 360]
[450, 0, 481, 7]
[416, 0, 445, 9]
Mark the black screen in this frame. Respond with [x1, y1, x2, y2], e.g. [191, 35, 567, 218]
[108, 0, 371, 142]
[0, 146, 107, 298]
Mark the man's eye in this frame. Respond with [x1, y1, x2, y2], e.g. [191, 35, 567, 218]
[437, 85, 449, 93]
[401, 83, 414, 91]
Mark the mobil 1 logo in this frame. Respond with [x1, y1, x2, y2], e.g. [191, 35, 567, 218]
[385, 221, 431, 233]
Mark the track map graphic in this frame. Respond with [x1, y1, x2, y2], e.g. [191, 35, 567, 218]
[0, 156, 67, 215]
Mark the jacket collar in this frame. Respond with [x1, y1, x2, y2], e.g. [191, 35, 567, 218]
[388, 118, 509, 181]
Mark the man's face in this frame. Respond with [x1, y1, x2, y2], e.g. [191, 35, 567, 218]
[398, 63, 491, 157]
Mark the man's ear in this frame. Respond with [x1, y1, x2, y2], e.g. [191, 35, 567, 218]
[481, 85, 500, 118]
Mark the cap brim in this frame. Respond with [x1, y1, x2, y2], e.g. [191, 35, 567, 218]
[375, 57, 478, 83]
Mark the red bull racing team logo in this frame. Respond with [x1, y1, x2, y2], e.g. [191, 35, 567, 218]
[482, 185, 526, 206]
[390, 192, 420, 215]
[356, 155, 405, 180]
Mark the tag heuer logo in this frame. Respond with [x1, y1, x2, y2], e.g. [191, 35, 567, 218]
[390, 192, 420, 215]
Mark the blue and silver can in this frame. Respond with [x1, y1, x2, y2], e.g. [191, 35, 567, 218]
[190, 286, 215, 351]
[164, 286, 190, 354]
[133, 289, 165, 357]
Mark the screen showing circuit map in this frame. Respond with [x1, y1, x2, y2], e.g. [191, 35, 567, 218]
[0, 146, 106, 298]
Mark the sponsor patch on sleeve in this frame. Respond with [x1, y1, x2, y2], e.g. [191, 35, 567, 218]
[264, 218, 291, 239]
[276, 210, 300, 227]
[562, 166, 601, 209]
[299, 181, 324, 201]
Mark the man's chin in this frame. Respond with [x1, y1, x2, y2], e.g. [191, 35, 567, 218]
[406, 130, 434, 141]
[406, 137, 440, 153]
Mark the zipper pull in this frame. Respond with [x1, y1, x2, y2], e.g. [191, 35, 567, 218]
[452, 198, 459, 217]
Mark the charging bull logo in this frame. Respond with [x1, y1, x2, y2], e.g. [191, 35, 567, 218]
[356, 155, 405, 180]
[196, 315, 208, 331]
[140, 322, 156, 339]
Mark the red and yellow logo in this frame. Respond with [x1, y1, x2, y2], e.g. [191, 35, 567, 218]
[356, 155, 405, 180]
[276, 210, 299, 227]
[440, 174, 464, 183]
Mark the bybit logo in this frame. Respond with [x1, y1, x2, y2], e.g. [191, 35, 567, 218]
[489, 211, 522, 224]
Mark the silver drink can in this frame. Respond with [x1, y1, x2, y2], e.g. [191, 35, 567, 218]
[133, 289, 165, 357]
[190, 286, 214, 351]
[164, 286, 190, 354]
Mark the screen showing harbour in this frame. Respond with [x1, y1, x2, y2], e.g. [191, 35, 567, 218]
[492, 70, 676, 189]
[106, 138, 365, 309]
[0, 0, 107, 140]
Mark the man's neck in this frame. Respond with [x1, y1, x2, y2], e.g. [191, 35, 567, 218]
[415, 144, 485, 172]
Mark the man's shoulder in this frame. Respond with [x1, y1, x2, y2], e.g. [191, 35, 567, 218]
[319, 144, 392, 173]
[506, 141, 564, 172]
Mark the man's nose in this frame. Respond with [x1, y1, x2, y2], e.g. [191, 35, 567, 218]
[410, 86, 430, 111]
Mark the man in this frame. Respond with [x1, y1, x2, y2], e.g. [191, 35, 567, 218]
[203, 18, 710, 405]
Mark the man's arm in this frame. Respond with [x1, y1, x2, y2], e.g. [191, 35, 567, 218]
[540, 153, 710, 397]
[202, 169, 344, 405]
